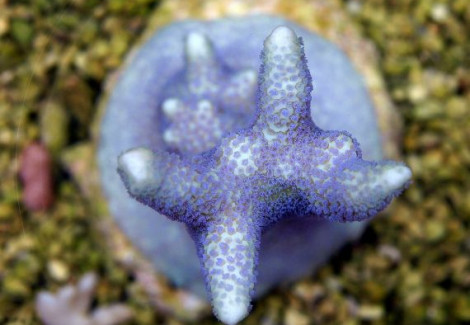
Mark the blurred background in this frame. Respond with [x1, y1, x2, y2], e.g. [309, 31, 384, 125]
[0, 0, 469, 324]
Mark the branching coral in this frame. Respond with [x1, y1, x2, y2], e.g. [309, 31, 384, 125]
[161, 32, 257, 154]
[35, 273, 133, 325]
[117, 26, 411, 324]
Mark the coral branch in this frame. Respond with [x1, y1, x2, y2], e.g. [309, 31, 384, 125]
[35, 273, 133, 325]
[254, 26, 315, 144]
[185, 32, 220, 95]
[117, 147, 203, 223]
[162, 99, 223, 153]
[197, 211, 259, 325]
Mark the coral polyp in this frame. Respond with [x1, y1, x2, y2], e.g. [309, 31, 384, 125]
[99, 17, 411, 325]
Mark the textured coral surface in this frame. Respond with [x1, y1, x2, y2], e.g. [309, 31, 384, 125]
[99, 16, 388, 305]
[110, 22, 410, 324]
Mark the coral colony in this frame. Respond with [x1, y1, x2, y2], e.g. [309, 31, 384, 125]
[97, 16, 411, 324]
[112, 25, 411, 324]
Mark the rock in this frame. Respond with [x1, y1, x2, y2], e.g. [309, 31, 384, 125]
[19, 143, 54, 211]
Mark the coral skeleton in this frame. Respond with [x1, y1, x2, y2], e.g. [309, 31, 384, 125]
[116, 26, 411, 324]
[35, 273, 133, 325]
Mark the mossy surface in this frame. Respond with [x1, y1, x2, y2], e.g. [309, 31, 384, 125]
[0, 0, 469, 324]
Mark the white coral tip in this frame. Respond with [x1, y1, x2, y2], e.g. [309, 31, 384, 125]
[186, 32, 213, 61]
[382, 165, 412, 192]
[265, 25, 297, 48]
[162, 98, 183, 118]
[118, 147, 159, 194]
[215, 299, 250, 325]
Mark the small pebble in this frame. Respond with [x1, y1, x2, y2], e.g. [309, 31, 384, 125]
[47, 259, 70, 282]
[357, 305, 383, 320]
[284, 309, 310, 325]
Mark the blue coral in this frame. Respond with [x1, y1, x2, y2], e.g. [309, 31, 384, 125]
[160, 32, 257, 155]
[114, 26, 411, 324]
